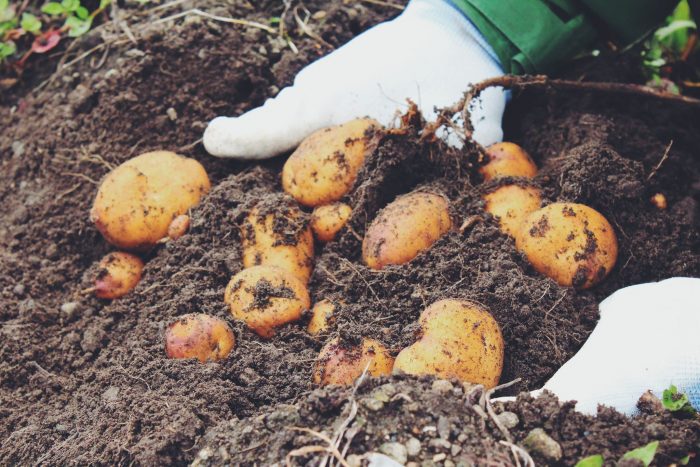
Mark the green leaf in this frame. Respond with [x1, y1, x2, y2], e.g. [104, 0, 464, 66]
[0, 0, 8, 11]
[655, 19, 696, 41]
[0, 19, 17, 34]
[21, 13, 42, 34]
[574, 454, 604, 467]
[64, 14, 91, 37]
[622, 441, 659, 467]
[99, 0, 111, 9]
[679, 454, 691, 465]
[0, 3, 14, 22]
[61, 0, 80, 12]
[75, 5, 88, 19]
[662, 385, 697, 414]
[42, 2, 65, 15]
[0, 40, 16, 60]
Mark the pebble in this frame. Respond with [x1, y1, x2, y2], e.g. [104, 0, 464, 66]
[496, 411, 519, 429]
[60, 302, 79, 319]
[13, 283, 25, 296]
[379, 442, 408, 465]
[437, 416, 450, 439]
[522, 428, 562, 462]
[405, 437, 422, 457]
[450, 444, 462, 456]
[444, 460, 455, 467]
[346, 454, 362, 467]
[429, 438, 451, 451]
[11, 140, 25, 157]
[102, 386, 119, 402]
[433, 453, 447, 462]
[363, 398, 385, 412]
[431, 379, 454, 393]
[54, 424, 68, 433]
[166, 107, 178, 121]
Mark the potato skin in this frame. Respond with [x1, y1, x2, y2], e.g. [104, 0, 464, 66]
[311, 203, 352, 242]
[483, 185, 542, 239]
[167, 214, 190, 240]
[282, 118, 380, 207]
[165, 313, 235, 363]
[362, 192, 452, 270]
[394, 299, 504, 388]
[307, 299, 336, 336]
[242, 202, 314, 283]
[480, 142, 537, 181]
[94, 252, 144, 299]
[91, 151, 210, 250]
[516, 203, 618, 289]
[224, 265, 310, 338]
[313, 337, 394, 386]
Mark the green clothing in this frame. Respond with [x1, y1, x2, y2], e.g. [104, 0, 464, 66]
[451, 0, 680, 73]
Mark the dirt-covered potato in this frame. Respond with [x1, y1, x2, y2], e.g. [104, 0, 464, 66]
[167, 214, 190, 241]
[90, 151, 210, 250]
[310, 203, 352, 242]
[307, 299, 336, 336]
[483, 185, 542, 238]
[516, 203, 618, 289]
[363, 192, 452, 270]
[394, 299, 504, 388]
[93, 252, 144, 299]
[224, 265, 310, 338]
[282, 118, 380, 207]
[480, 142, 537, 181]
[165, 313, 235, 363]
[313, 337, 394, 386]
[242, 201, 314, 283]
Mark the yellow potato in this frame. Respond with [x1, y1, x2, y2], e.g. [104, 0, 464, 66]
[224, 265, 310, 338]
[307, 299, 336, 336]
[480, 142, 537, 181]
[516, 203, 618, 289]
[394, 299, 504, 388]
[310, 203, 352, 242]
[282, 118, 380, 207]
[241, 202, 314, 283]
[313, 337, 394, 386]
[362, 192, 452, 270]
[167, 214, 190, 241]
[483, 185, 542, 239]
[94, 252, 144, 299]
[91, 151, 210, 250]
[165, 313, 235, 363]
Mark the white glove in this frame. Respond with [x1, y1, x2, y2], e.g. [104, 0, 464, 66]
[540, 277, 700, 415]
[203, 0, 506, 159]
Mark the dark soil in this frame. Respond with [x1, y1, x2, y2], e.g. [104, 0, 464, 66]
[1, 1, 698, 465]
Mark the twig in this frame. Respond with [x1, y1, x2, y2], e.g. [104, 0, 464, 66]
[499, 440, 536, 467]
[647, 140, 673, 181]
[178, 137, 203, 152]
[61, 172, 100, 185]
[357, 0, 405, 10]
[151, 8, 276, 33]
[286, 428, 350, 467]
[293, 5, 333, 49]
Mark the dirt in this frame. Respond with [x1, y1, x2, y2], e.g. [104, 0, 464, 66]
[1, 1, 699, 466]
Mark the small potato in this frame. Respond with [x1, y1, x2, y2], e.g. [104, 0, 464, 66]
[165, 313, 235, 362]
[224, 265, 310, 338]
[242, 202, 314, 283]
[167, 214, 190, 240]
[394, 299, 504, 388]
[94, 252, 144, 299]
[483, 185, 542, 238]
[91, 151, 210, 250]
[310, 203, 352, 242]
[313, 337, 394, 386]
[282, 118, 380, 207]
[480, 142, 537, 181]
[516, 203, 618, 289]
[651, 193, 667, 210]
[307, 299, 336, 336]
[363, 192, 452, 270]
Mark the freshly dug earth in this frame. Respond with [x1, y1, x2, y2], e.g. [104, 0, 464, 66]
[1, 1, 699, 465]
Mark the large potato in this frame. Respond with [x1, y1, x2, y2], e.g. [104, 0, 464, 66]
[241, 202, 314, 283]
[480, 142, 537, 181]
[91, 151, 210, 250]
[93, 252, 144, 299]
[224, 265, 310, 338]
[483, 185, 542, 239]
[310, 203, 352, 242]
[282, 118, 380, 207]
[362, 192, 452, 270]
[394, 299, 504, 388]
[516, 203, 618, 289]
[313, 337, 394, 386]
[165, 314, 235, 363]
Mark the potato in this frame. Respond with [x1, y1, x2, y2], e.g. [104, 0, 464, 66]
[516, 203, 618, 289]
[651, 193, 667, 210]
[93, 252, 144, 299]
[165, 313, 235, 362]
[480, 142, 537, 181]
[313, 337, 394, 386]
[362, 192, 452, 270]
[91, 151, 210, 250]
[394, 299, 504, 388]
[167, 214, 190, 240]
[310, 203, 352, 242]
[282, 118, 380, 207]
[242, 202, 314, 283]
[483, 185, 542, 238]
[224, 265, 310, 338]
[307, 299, 336, 336]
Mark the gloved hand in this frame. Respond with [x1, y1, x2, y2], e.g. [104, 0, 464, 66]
[538, 277, 700, 415]
[203, 0, 506, 159]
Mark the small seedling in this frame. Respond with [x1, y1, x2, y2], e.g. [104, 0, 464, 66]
[662, 384, 697, 415]
[574, 454, 603, 467]
[621, 441, 659, 467]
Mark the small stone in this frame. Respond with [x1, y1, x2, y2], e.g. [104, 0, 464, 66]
[379, 443, 408, 465]
[81, 327, 105, 353]
[497, 411, 519, 429]
[429, 438, 451, 451]
[522, 428, 562, 462]
[125, 48, 145, 58]
[54, 424, 68, 433]
[60, 302, 79, 319]
[363, 398, 385, 412]
[166, 107, 178, 121]
[433, 453, 447, 462]
[13, 283, 25, 296]
[431, 379, 454, 393]
[450, 444, 462, 456]
[45, 243, 59, 260]
[102, 386, 119, 402]
[437, 416, 450, 439]
[311, 10, 327, 20]
[104, 69, 119, 79]
[406, 463, 420, 467]
[11, 140, 25, 157]
[346, 454, 363, 467]
[444, 460, 455, 467]
[405, 437, 422, 457]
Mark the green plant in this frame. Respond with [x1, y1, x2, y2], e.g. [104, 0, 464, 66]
[574, 454, 603, 467]
[42, 0, 111, 38]
[662, 384, 697, 415]
[621, 441, 659, 467]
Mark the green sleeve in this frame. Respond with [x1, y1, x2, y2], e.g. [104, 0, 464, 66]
[450, 0, 679, 74]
